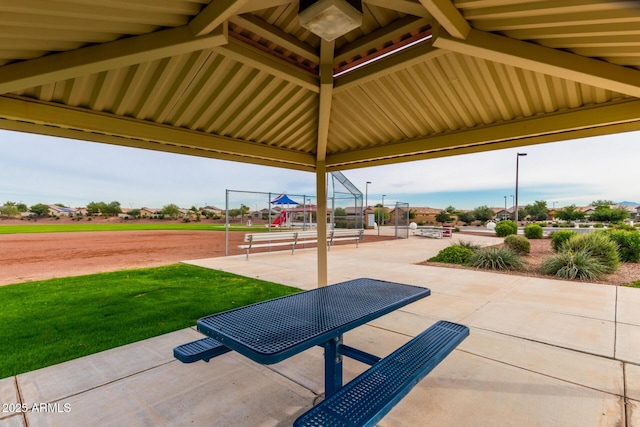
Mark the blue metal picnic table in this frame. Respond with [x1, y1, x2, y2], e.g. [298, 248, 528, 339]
[196, 277, 430, 398]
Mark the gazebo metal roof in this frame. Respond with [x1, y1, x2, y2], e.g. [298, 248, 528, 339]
[1, 0, 639, 284]
[2, 1, 639, 172]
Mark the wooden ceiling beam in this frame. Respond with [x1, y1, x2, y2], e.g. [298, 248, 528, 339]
[0, 96, 316, 169]
[213, 38, 320, 93]
[231, 14, 320, 63]
[0, 25, 227, 95]
[363, 0, 431, 18]
[418, 0, 470, 39]
[433, 28, 640, 98]
[238, 0, 295, 14]
[188, 0, 248, 36]
[334, 16, 431, 64]
[326, 99, 640, 168]
[333, 41, 444, 92]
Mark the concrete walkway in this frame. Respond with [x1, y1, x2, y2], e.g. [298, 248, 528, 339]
[2, 231, 639, 426]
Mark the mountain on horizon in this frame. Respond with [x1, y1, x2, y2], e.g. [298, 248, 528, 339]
[617, 201, 640, 206]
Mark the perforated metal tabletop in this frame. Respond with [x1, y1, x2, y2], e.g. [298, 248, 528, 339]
[197, 278, 430, 365]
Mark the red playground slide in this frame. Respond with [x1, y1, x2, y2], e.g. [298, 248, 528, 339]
[271, 211, 287, 227]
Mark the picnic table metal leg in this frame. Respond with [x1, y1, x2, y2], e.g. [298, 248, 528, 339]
[324, 336, 343, 398]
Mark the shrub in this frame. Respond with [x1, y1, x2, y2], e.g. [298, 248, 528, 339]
[625, 280, 640, 288]
[524, 224, 543, 239]
[561, 232, 620, 274]
[550, 230, 578, 252]
[469, 247, 524, 271]
[613, 223, 636, 232]
[495, 220, 517, 237]
[453, 240, 482, 251]
[606, 230, 640, 263]
[504, 235, 530, 254]
[540, 249, 607, 281]
[428, 245, 474, 265]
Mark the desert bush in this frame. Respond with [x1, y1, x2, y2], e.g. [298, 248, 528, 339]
[561, 232, 619, 274]
[613, 223, 636, 232]
[606, 229, 640, 263]
[428, 245, 474, 265]
[495, 220, 517, 237]
[524, 224, 543, 239]
[504, 235, 530, 254]
[453, 240, 482, 251]
[625, 279, 640, 288]
[550, 230, 578, 252]
[469, 247, 524, 271]
[540, 248, 607, 281]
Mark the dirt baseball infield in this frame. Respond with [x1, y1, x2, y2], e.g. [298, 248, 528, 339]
[0, 230, 391, 286]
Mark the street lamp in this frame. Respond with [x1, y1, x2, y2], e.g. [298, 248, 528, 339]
[377, 194, 386, 236]
[365, 181, 371, 227]
[503, 196, 507, 220]
[515, 152, 527, 223]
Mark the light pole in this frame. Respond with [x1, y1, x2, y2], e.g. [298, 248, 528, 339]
[515, 152, 527, 223]
[378, 194, 386, 236]
[511, 195, 514, 218]
[503, 196, 507, 220]
[365, 181, 371, 227]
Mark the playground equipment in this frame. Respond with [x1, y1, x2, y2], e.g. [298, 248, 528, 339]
[270, 211, 288, 227]
[271, 194, 298, 228]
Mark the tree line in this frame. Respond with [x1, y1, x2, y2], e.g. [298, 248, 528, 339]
[434, 199, 631, 225]
[0, 200, 208, 219]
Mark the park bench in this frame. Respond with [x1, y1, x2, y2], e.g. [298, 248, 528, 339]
[417, 226, 452, 239]
[328, 228, 364, 250]
[240, 229, 364, 259]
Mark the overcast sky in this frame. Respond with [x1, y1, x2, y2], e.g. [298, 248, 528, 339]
[1, 128, 638, 211]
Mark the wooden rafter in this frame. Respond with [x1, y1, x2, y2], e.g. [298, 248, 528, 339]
[433, 28, 640, 98]
[326, 99, 640, 168]
[0, 25, 227, 95]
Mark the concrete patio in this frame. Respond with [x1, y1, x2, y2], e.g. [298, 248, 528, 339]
[2, 230, 639, 427]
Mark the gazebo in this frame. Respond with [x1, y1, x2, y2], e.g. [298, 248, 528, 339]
[1, 1, 639, 286]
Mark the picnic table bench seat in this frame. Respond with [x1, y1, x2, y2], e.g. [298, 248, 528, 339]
[294, 320, 469, 427]
[173, 337, 230, 363]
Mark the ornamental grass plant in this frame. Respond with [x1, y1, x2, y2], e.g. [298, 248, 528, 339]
[560, 232, 620, 274]
[469, 247, 524, 271]
[540, 248, 607, 281]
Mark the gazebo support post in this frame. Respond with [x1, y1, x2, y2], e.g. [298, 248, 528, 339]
[316, 161, 328, 287]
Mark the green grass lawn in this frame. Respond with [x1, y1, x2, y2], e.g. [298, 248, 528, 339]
[0, 222, 265, 234]
[0, 264, 300, 378]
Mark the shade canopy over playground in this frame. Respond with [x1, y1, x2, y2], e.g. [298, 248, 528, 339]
[1, 1, 640, 285]
[271, 194, 300, 206]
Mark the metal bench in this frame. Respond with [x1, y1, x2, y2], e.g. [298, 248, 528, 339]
[417, 226, 452, 239]
[240, 229, 364, 258]
[239, 232, 299, 259]
[173, 337, 230, 363]
[328, 229, 364, 250]
[293, 320, 469, 427]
